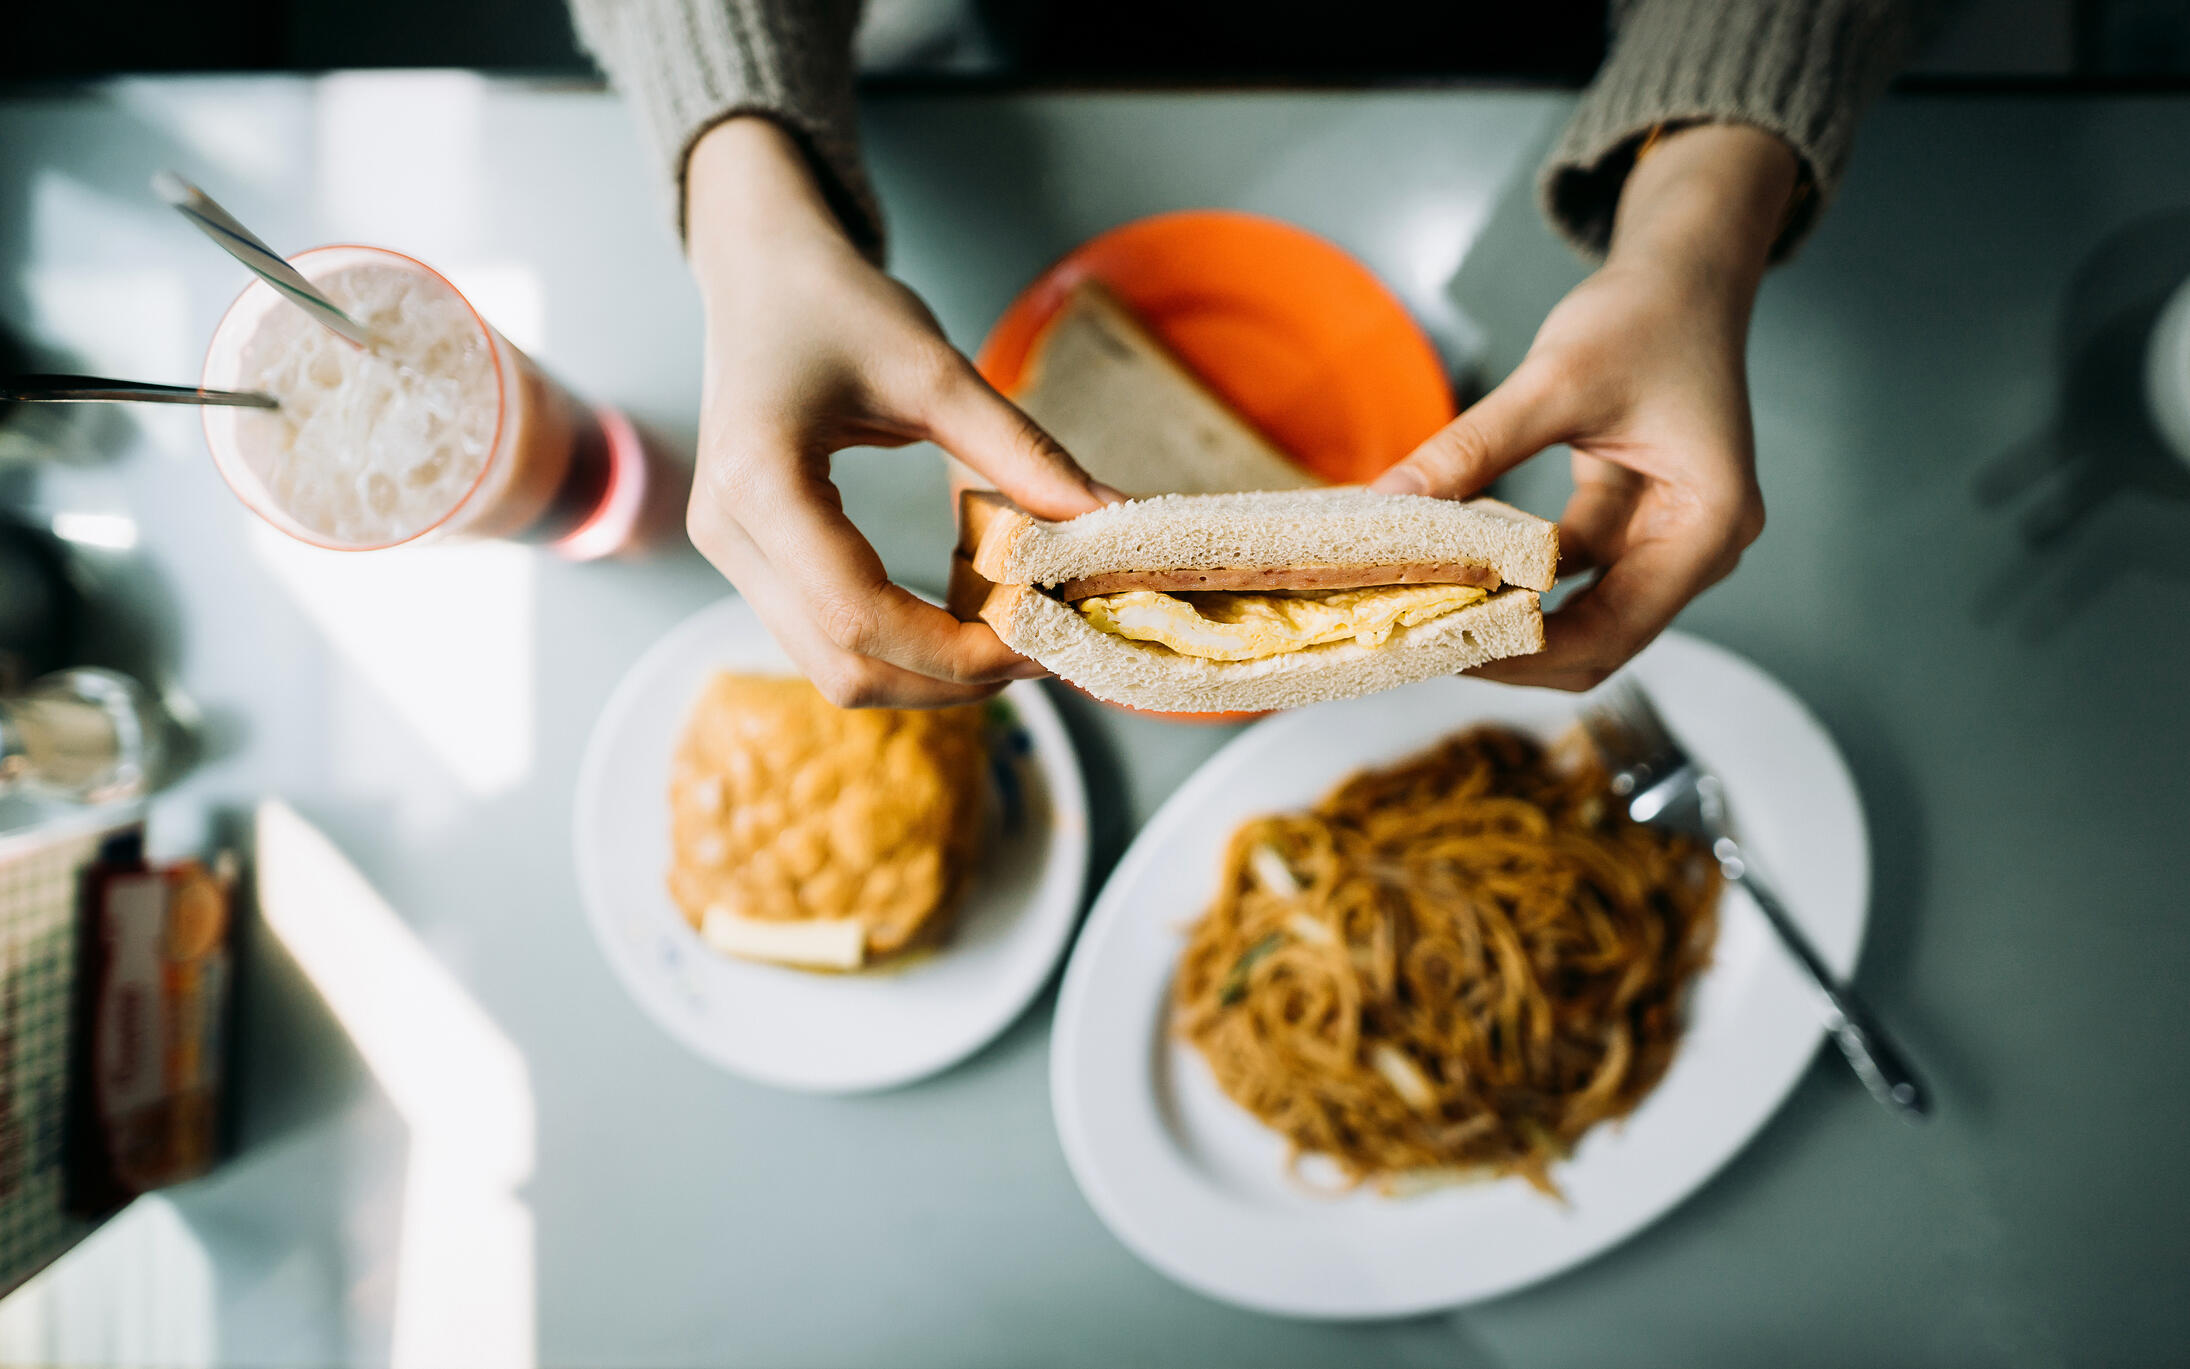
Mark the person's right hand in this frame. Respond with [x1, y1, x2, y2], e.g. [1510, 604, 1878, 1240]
[683, 118, 1118, 708]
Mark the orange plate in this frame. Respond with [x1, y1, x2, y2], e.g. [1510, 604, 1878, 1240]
[978, 210, 1456, 724]
[978, 209, 1454, 485]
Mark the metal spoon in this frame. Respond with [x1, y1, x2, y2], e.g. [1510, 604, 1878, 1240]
[152, 171, 375, 348]
[1, 374, 279, 409]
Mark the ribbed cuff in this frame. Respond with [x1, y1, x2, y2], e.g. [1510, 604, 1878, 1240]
[570, 0, 884, 260]
[1540, 0, 1918, 263]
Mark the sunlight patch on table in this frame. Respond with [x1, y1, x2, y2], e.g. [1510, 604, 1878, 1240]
[116, 80, 303, 188]
[314, 73, 487, 253]
[248, 523, 536, 797]
[255, 800, 535, 1369]
[50, 511, 141, 552]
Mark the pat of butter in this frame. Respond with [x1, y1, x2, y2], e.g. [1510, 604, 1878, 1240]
[701, 906, 867, 970]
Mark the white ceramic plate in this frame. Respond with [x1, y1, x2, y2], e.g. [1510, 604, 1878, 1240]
[575, 596, 1090, 1093]
[1051, 631, 1867, 1318]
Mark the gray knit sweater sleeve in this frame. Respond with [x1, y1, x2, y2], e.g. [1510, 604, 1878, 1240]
[572, 0, 1933, 267]
[568, 0, 881, 257]
[1542, 0, 1937, 261]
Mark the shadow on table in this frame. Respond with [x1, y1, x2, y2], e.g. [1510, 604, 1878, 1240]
[0, 316, 141, 476]
[1812, 685, 1988, 1119]
[1973, 208, 2190, 634]
[0, 95, 207, 471]
[64, 525, 249, 775]
[217, 807, 372, 1150]
[858, 95, 1089, 352]
[0, 99, 250, 778]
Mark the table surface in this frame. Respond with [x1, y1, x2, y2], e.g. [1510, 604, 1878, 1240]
[3, 75, 2188, 1369]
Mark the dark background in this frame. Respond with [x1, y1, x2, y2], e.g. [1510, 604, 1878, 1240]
[3, 0, 2187, 85]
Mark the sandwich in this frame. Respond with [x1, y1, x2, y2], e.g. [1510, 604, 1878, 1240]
[1000, 281, 1322, 497]
[668, 674, 988, 971]
[950, 488, 1557, 714]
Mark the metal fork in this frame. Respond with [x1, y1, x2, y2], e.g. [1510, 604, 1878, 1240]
[1581, 681, 1929, 1121]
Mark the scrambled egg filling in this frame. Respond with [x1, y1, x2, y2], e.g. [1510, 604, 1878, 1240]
[1075, 584, 1489, 661]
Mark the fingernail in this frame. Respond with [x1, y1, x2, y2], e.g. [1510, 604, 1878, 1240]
[1005, 660, 1050, 680]
[1087, 480, 1128, 505]
[1372, 465, 1428, 495]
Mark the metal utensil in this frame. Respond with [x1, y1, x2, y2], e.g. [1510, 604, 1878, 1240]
[152, 171, 375, 348]
[1581, 680, 1930, 1120]
[0, 374, 278, 409]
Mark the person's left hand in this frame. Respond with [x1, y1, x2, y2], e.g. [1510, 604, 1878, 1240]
[1371, 123, 1799, 691]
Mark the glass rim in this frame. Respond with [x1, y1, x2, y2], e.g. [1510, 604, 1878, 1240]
[199, 244, 513, 553]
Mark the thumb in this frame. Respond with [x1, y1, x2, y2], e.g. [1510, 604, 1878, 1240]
[1370, 361, 1575, 498]
[924, 360, 1123, 519]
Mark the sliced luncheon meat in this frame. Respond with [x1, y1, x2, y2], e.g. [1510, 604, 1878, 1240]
[1050, 561, 1501, 602]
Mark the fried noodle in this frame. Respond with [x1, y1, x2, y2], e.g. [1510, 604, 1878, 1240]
[1172, 727, 1721, 1198]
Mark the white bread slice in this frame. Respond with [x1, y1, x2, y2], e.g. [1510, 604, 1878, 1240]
[979, 583, 1544, 714]
[965, 489, 1558, 594]
[1010, 282, 1323, 497]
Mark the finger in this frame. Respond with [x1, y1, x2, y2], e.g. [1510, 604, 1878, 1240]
[921, 360, 1123, 519]
[1555, 454, 1642, 575]
[690, 494, 1024, 708]
[1370, 360, 1579, 499]
[1470, 498, 1737, 692]
[716, 443, 1049, 687]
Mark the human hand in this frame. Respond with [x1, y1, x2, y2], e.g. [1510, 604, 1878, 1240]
[1373, 124, 1800, 690]
[683, 118, 1118, 708]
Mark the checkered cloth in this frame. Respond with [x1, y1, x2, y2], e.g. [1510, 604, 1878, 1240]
[0, 818, 119, 1296]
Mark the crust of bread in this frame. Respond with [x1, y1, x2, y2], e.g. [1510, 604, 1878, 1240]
[978, 583, 1544, 713]
[956, 490, 1020, 558]
[946, 550, 1001, 623]
[962, 488, 1557, 594]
